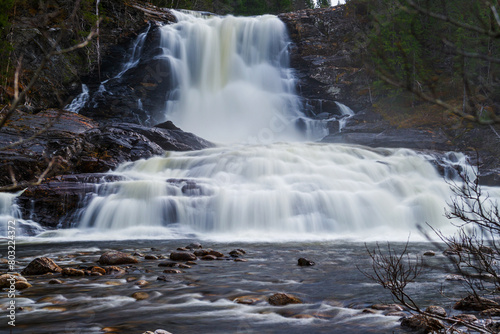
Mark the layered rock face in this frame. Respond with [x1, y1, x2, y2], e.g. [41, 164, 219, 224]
[279, 7, 371, 116]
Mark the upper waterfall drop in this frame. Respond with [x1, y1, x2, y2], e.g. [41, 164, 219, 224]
[160, 11, 312, 143]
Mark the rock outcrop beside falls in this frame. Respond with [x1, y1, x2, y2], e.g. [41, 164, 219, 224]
[279, 7, 371, 116]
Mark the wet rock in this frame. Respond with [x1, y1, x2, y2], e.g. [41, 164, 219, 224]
[453, 314, 478, 322]
[208, 250, 224, 258]
[104, 266, 126, 275]
[362, 309, 377, 314]
[229, 249, 246, 257]
[90, 266, 106, 275]
[157, 275, 169, 281]
[298, 258, 315, 266]
[132, 292, 149, 300]
[135, 280, 149, 287]
[194, 249, 211, 257]
[268, 293, 302, 306]
[480, 308, 500, 317]
[48, 279, 63, 285]
[145, 255, 159, 260]
[178, 263, 191, 269]
[186, 261, 197, 265]
[163, 269, 182, 274]
[61, 268, 85, 276]
[21, 257, 62, 275]
[201, 255, 217, 261]
[0, 274, 31, 290]
[234, 258, 248, 262]
[158, 261, 179, 267]
[401, 315, 444, 333]
[423, 251, 436, 256]
[134, 252, 145, 257]
[186, 242, 203, 249]
[454, 295, 499, 311]
[170, 252, 196, 261]
[425, 305, 447, 317]
[176, 247, 189, 251]
[99, 251, 139, 265]
[234, 296, 263, 305]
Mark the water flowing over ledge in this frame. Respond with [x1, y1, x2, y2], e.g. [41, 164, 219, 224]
[161, 11, 321, 143]
[67, 143, 476, 242]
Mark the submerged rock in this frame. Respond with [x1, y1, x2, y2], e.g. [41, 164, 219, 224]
[22, 257, 62, 275]
[99, 251, 139, 265]
[268, 293, 302, 306]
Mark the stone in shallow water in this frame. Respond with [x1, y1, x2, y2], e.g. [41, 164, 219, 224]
[0, 274, 31, 289]
[99, 251, 139, 265]
[48, 279, 63, 285]
[61, 268, 85, 276]
[401, 315, 444, 332]
[425, 305, 447, 317]
[163, 269, 182, 274]
[169, 252, 196, 261]
[453, 314, 478, 322]
[297, 258, 315, 266]
[186, 242, 203, 249]
[201, 255, 217, 261]
[22, 257, 61, 275]
[454, 295, 499, 311]
[268, 293, 302, 306]
[423, 251, 436, 256]
[229, 249, 246, 257]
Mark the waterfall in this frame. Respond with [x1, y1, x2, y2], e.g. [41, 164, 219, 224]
[0, 192, 43, 236]
[65, 84, 89, 113]
[160, 11, 319, 143]
[76, 143, 487, 241]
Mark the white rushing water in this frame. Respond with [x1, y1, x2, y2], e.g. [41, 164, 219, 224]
[161, 11, 319, 143]
[76, 143, 472, 241]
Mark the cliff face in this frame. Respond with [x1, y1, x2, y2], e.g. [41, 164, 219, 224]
[3, 0, 174, 111]
[279, 7, 371, 116]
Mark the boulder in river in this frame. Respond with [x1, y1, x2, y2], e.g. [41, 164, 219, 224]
[425, 305, 447, 317]
[298, 258, 315, 266]
[453, 295, 499, 311]
[401, 315, 444, 333]
[0, 274, 31, 290]
[170, 252, 197, 261]
[21, 257, 62, 275]
[99, 251, 139, 265]
[61, 268, 85, 276]
[268, 293, 302, 306]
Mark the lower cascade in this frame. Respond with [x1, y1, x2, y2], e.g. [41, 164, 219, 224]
[77, 143, 471, 241]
